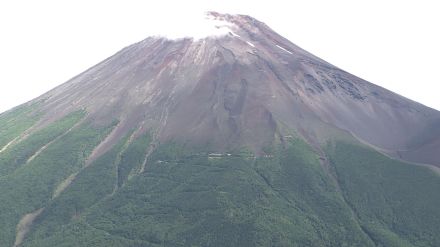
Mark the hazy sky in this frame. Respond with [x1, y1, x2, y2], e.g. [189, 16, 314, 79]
[0, 0, 439, 113]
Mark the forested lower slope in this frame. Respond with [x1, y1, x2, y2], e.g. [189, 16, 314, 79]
[1, 105, 438, 247]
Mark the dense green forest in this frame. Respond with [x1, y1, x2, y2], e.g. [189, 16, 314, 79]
[0, 106, 439, 247]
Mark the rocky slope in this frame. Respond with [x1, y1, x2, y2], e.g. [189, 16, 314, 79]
[24, 12, 440, 167]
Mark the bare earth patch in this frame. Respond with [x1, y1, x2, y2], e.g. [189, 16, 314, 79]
[14, 208, 44, 247]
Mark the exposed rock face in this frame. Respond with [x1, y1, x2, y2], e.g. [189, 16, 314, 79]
[31, 12, 440, 165]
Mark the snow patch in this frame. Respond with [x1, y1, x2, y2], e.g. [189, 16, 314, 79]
[276, 45, 293, 54]
[246, 41, 256, 47]
[149, 12, 238, 40]
[230, 31, 241, 38]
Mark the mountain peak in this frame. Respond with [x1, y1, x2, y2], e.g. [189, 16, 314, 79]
[146, 11, 240, 40]
[145, 11, 266, 42]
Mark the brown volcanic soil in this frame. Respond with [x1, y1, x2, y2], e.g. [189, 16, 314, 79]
[28, 12, 440, 166]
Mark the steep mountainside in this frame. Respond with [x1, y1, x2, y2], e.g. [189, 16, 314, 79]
[0, 12, 439, 247]
[22, 12, 440, 165]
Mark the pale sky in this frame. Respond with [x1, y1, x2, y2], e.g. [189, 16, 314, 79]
[0, 0, 439, 113]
